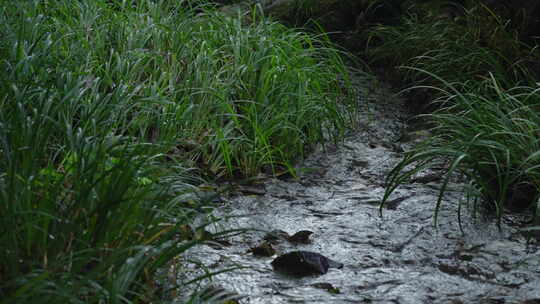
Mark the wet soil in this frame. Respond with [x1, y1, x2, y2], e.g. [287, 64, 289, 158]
[175, 76, 540, 304]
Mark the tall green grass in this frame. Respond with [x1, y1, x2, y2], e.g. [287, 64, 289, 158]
[382, 72, 540, 226]
[365, 2, 537, 93]
[174, 9, 355, 177]
[0, 0, 355, 302]
[0, 65, 204, 302]
[2, 0, 355, 178]
[370, 2, 540, 227]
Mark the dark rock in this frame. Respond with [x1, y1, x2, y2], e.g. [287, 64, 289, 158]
[287, 230, 313, 244]
[264, 229, 314, 244]
[248, 241, 276, 257]
[271, 251, 343, 276]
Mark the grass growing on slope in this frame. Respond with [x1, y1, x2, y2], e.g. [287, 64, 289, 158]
[382, 72, 540, 226]
[365, 2, 537, 95]
[0, 0, 356, 302]
[366, 2, 540, 226]
[163, 8, 356, 178]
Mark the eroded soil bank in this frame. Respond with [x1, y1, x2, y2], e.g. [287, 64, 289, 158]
[175, 76, 540, 304]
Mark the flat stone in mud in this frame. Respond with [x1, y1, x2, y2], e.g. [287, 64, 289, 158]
[263, 229, 313, 244]
[248, 241, 276, 257]
[288, 230, 313, 244]
[271, 251, 343, 276]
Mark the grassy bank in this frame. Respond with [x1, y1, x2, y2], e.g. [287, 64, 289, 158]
[0, 0, 355, 302]
[366, 2, 540, 226]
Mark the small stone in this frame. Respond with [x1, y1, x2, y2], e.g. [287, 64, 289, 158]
[287, 230, 313, 244]
[248, 241, 276, 257]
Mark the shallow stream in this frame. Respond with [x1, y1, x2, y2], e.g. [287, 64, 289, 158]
[176, 77, 540, 304]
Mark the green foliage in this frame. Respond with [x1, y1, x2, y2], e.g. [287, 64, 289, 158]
[371, 2, 540, 226]
[167, 9, 355, 177]
[382, 72, 540, 226]
[0, 79, 203, 302]
[366, 1, 538, 93]
[0, 0, 355, 302]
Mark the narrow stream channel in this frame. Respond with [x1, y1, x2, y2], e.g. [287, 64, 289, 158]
[175, 76, 540, 304]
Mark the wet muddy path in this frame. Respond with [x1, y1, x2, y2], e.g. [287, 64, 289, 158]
[177, 77, 540, 304]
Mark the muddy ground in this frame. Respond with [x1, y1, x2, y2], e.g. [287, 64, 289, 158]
[174, 75, 540, 304]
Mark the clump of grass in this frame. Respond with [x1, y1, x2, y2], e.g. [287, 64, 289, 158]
[169, 9, 356, 178]
[369, 2, 540, 226]
[365, 2, 537, 95]
[382, 71, 540, 226]
[0, 75, 208, 302]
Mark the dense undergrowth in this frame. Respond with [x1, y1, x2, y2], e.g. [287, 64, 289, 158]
[368, 1, 540, 226]
[4, 0, 538, 301]
[0, 0, 355, 302]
